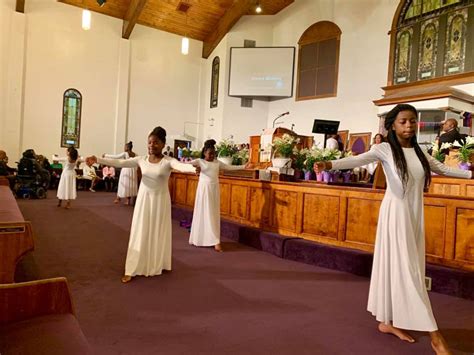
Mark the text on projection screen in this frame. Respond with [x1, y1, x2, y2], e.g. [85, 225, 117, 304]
[229, 48, 294, 97]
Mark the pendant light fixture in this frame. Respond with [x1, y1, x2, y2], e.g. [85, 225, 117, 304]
[82, 9, 91, 30]
[181, 11, 189, 55]
[255, 3, 262, 13]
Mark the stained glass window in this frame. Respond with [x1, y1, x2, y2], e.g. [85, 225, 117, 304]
[418, 20, 438, 80]
[394, 29, 413, 84]
[444, 9, 467, 75]
[394, 0, 472, 85]
[210, 56, 219, 108]
[61, 89, 82, 148]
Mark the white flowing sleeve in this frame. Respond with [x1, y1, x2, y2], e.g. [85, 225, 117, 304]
[330, 145, 383, 171]
[169, 158, 196, 173]
[425, 153, 472, 179]
[97, 156, 141, 168]
[104, 152, 128, 159]
[218, 161, 246, 171]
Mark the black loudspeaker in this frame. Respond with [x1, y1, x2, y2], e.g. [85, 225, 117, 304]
[312, 119, 340, 134]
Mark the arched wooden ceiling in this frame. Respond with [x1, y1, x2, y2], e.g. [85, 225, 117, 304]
[53, 0, 294, 58]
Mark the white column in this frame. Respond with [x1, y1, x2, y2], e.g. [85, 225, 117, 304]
[3, 12, 26, 160]
[113, 38, 131, 153]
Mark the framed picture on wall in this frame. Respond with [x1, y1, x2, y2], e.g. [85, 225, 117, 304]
[348, 132, 372, 154]
[337, 130, 349, 151]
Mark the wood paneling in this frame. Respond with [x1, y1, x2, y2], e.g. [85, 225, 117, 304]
[302, 193, 339, 239]
[271, 190, 298, 232]
[345, 198, 379, 246]
[122, 0, 148, 39]
[186, 178, 198, 207]
[466, 185, 474, 198]
[58, 0, 294, 58]
[169, 172, 474, 271]
[219, 182, 230, 215]
[249, 187, 270, 226]
[424, 205, 446, 258]
[230, 185, 248, 220]
[455, 208, 474, 263]
[431, 183, 461, 196]
[174, 177, 187, 205]
[428, 176, 474, 197]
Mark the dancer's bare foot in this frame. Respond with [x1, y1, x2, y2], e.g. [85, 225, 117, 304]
[57, 200, 62, 207]
[65, 202, 71, 209]
[378, 323, 415, 343]
[430, 331, 452, 355]
[114, 198, 120, 204]
[214, 243, 223, 252]
[121, 275, 132, 283]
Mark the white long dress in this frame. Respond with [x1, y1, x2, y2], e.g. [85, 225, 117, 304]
[189, 159, 244, 247]
[330, 142, 472, 331]
[104, 152, 138, 198]
[97, 155, 195, 277]
[56, 158, 78, 200]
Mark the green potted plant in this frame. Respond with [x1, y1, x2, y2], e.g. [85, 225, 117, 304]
[216, 139, 237, 165]
[292, 147, 308, 179]
[271, 134, 299, 168]
[454, 136, 474, 170]
[232, 148, 249, 165]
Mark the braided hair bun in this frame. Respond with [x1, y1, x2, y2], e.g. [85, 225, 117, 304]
[149, 126, 167, 143]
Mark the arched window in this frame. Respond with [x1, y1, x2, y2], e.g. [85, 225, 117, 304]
[390, 0, 473, 85]
[210, 56, 219, 108]
[296, 21, 341, 101]
[61, 89, 82, 148]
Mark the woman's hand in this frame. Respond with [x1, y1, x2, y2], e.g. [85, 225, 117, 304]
[195, 166, 201, 175]
[313, 161, 332, 173]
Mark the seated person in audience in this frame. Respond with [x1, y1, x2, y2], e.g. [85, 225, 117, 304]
[82, 160, 102, 192]
[102, 165, 115, 192]
[439, 118, 465, 153]
[0, 150, 16, 189]
[326, 134, 340, 151]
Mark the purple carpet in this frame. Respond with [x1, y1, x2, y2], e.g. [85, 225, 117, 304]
[14, 192, 474, 355]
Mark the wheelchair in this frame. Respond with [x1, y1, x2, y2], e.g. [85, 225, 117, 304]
[13, 150, 50, 199]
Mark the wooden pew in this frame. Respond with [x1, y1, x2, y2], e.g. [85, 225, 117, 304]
[0, 277, 91, 354]
[0, 185, 34, 283]
[0, 176, 9, 186]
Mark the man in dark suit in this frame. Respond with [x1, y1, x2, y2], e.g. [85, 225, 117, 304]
[439, 118, 465, 153]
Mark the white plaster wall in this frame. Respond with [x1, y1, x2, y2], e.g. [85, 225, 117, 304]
[0, 0, 15, 150]
[268, 0, 399, 145]
[127, 25, 203, 154]
[21, 0, 122, 159]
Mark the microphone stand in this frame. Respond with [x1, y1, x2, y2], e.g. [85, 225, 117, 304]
[272, 113, 285, 128]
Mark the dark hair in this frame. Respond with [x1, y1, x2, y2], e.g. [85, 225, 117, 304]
[149, 127, 166, 144]
[384, 104, 431, 190]
[374, 133, 385, 143]
[201, 139, 216, 159]
[126, 141, 133, 150]
[68, 147, 78, 161]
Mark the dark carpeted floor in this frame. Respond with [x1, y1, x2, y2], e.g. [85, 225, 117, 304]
[16, 192, 474, 355]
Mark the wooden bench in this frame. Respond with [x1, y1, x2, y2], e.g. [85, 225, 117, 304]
[0, 277, 91, 354]
[0, 185, 34, 283]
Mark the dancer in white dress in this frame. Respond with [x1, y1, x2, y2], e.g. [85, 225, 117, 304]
[88, 127, 196, 283]
[189, 139, 247, 252]
[55, 147, 80, 209]
[314, 104, 472, 355]
[103, 141, 138, 205]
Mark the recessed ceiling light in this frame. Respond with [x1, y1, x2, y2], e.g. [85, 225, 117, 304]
[255, 4, 262, 13]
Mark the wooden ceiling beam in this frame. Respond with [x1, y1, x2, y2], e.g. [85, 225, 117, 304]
[122, 0, 148, 40]
[202, 0, 254, 59]
[16, 0, 25, 13]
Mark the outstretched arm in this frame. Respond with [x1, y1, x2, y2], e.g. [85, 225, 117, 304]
[103, 152, 128, 159]
[425, 153, 473, 179]
[90, 156, 140, 168]
[169, 158, 197, 173]
[218, 161, 247, 171]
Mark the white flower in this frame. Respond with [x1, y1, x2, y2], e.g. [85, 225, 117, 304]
[431, 142, 439, 152]
[439, 142, 453, 150]
[453, 140, 462, 148]
[465, 136, 474, 147]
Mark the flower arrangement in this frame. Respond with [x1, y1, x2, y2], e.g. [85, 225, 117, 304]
[232, 148, 249, 165]
[181, 147, 191, 158]
[430, 141, 448, 162]
[191, 150, 201, 159]
[271, 134, 299, 158]
[321, 148, 342, 161]
[216, 139, 238, 158]
[292, 147, 309, 170]
[454, 136, 474, 163]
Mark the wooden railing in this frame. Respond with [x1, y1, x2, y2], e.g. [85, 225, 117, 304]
[170, 172, 474, 271]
